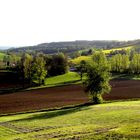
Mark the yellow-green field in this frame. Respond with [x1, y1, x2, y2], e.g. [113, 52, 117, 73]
[71, 46, 134, 64]
[0, 100, 139, 140]
[71, 56, 92, 64]
[103, 46, 133, 54]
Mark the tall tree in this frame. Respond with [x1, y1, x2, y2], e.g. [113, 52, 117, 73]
[23, 53, 33, 86]
[130, 53, 140, 74]
[121, 54, 130, 72]
[84, 52, 111, 104]
[32, 56, 47, 85]
[110, 54, 130, 73]
[76, 60, 87, 80]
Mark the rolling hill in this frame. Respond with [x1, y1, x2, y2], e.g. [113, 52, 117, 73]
[7, 40, 140, 55]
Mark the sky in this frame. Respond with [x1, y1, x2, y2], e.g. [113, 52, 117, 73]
[0, 0, 140, 47]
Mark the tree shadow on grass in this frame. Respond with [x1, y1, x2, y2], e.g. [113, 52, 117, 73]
[12, 103, 93, 123]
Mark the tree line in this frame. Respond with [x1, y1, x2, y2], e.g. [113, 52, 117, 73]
[15, 53, 68, 87]
[4, 49, 140, 104]
[110, 51, 140, 74]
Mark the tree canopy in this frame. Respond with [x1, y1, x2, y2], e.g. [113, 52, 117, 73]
[84, 52, 111, 104]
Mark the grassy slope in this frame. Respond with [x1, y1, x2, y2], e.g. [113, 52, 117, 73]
[45, 72, 81, 86]
[103, 46, 133, 54]
[0, 100, 139, 140]
[71, 55, 92, 64]
[0, 52, 6, 61]
[28, 72, 82, 90]
[0, 52, 20, 62]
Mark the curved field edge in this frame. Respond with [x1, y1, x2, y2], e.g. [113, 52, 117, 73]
[27, 72, 140, 91]
[0, 100, 140, 140]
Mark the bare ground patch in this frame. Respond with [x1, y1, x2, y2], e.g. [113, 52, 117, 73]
[0, 80, 140, 114]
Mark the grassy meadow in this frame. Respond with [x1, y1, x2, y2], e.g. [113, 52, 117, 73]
[0, 100, 139, 140]
[45, 72, 81, 86]
[28, 72, 84, 90]
[0, 52, 7, 61]
[71, 56, 92, 64]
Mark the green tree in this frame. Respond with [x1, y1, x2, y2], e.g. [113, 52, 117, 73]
[32, 56, 47, 85]
[76, 60, 87, 80]
[130, 53, 140, 74]
[112, 54, 121, 72]
[3, 55, 10, 67]
[121, 54, 130, 72]
[23, 53, 33, 86]
[84, 52, 111, 104]
[47, 53, 68, 76]
[110, 54, 130, 73]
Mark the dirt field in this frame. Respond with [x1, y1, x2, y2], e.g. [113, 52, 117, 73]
[0, 80, 140, 114]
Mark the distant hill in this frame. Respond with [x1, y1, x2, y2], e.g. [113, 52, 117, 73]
[0, 46, 12, 50]
[7, 40, 140, 54]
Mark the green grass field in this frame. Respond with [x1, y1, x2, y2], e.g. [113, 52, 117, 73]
[0, 52, 20, 62]
[45, 72, 81, 87]
[0, 52, 6, 61]
[103, 46, 133, 54]
[0, 100, 139, 140]
[28, 72, 82, 90]
[44, 71, 140, 88]
[71, 55, 92, 64]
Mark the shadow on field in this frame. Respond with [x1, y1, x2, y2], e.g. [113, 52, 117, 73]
[12, 103, 92, 122]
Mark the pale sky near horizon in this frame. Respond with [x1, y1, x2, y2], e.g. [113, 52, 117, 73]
[0, 0, 140, 47]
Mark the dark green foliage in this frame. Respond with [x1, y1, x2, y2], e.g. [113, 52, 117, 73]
[76, 60, 87, 80]
[88, 49, 93, 55]
[109, 49, 127, 56]
[92, 94, 103, 104]
[47, 53, 69, 76]
[16, 53, 47, 87]
[81, 49, 93, 56]
[84, 52, 111, 104]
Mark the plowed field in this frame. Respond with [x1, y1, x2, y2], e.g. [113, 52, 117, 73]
[0, 80, 140, 114]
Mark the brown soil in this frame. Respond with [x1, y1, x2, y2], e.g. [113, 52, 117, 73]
[0, 80, 140, 114]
